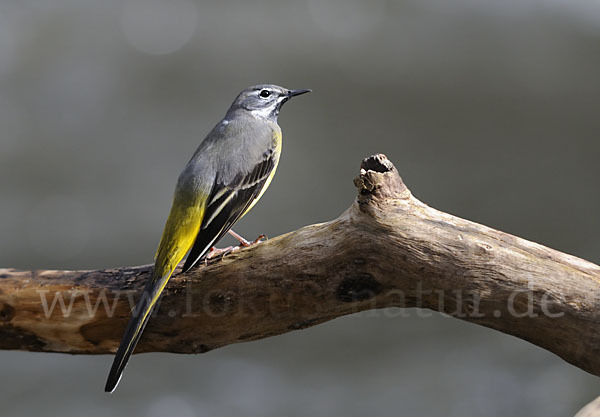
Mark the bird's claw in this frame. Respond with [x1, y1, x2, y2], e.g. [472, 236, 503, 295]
[239, 234, 267, 247]
[253, 234, 267, 244]
[204, 234, 267, 264]
[206, 245, 236, 260]
[228, 229, 267, 247]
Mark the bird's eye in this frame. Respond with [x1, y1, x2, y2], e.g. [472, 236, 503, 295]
[259, 89, 271, 98]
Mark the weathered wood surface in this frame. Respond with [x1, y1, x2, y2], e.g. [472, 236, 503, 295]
[1, 154, 599, 379]
[575, 397, 600, 417]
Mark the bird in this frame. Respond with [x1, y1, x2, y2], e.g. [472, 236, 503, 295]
[105, 84, 311, 392]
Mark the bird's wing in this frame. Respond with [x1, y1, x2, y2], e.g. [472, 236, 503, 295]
[105, 192, 205, 392]
[181, 146, 278, 272]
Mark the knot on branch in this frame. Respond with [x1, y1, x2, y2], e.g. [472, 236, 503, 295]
[0, 303, 14, 322]
[353, 154, 409, 207]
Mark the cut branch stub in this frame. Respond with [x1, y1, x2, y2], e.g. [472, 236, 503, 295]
[354, 154, 409, 206]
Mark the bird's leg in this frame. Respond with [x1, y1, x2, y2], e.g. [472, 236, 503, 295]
[227, 229, 251, 247]
[205, 245, 236, 261]
[204, 231, 266, 263]
[227, 229, 267, 247]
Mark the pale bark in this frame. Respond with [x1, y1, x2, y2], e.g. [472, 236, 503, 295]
[575, 397, 600, 417]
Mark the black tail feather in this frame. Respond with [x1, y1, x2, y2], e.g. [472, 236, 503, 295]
[105, 275, 164, 392]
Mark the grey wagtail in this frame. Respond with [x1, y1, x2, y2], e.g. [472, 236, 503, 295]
[105, 84, 311, 392]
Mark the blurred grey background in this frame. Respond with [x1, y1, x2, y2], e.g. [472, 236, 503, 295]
[0, 0, 599, 416]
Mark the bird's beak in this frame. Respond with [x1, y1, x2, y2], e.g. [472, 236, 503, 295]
[287, 89, 312, 97]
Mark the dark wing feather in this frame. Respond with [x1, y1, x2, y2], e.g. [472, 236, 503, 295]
[181, 150, 276, 272]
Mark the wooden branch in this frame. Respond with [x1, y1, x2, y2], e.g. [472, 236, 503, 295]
[1, 154, 599, 378]
[575, 397, 600, 417]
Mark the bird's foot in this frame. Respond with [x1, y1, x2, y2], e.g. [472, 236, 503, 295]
[227, 230, 267, 248]
[242, 234, 267, 247]
[204, 232, 267, 264]
[205, 245, 237, 261]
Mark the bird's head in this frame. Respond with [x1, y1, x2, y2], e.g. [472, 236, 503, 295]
[228, 84, 311, 120]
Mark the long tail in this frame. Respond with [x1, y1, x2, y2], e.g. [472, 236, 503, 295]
[104, 271, 172, 393]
